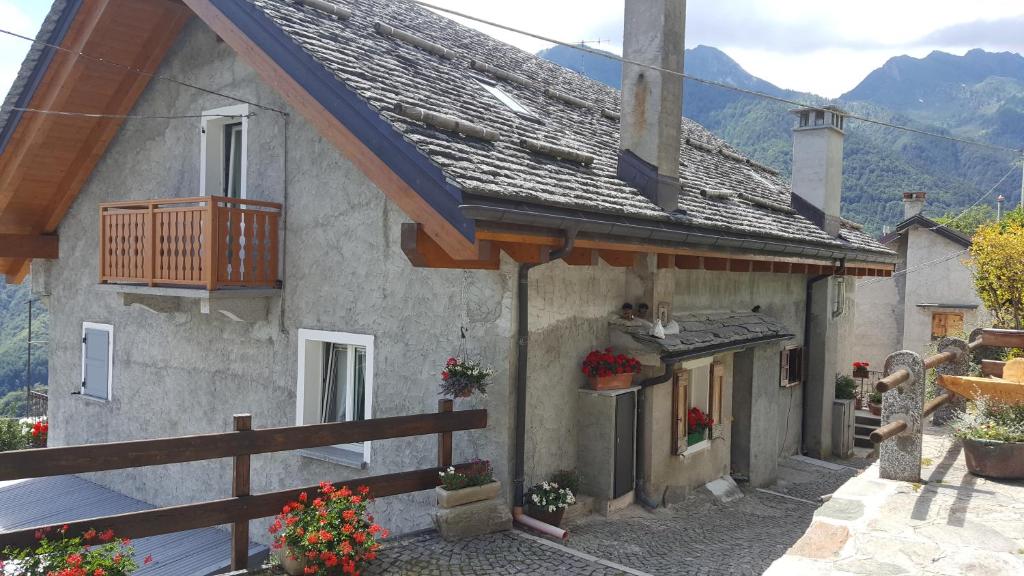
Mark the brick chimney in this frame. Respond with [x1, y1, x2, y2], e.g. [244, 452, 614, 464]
[791, 106, 846, 237]
[902, 192, 926, 219]
[617, 0, 686, 212]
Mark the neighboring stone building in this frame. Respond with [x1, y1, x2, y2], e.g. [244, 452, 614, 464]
[854, 192, 987, 369]
[0, 0, 894, 548]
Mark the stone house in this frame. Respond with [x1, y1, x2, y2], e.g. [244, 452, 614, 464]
[0, 0, 894, 543]
[853, 192, 988, 370]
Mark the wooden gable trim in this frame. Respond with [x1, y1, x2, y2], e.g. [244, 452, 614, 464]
[401, 223, 498, 270]
[183, 0, 480, 261]
[0, 0, 191, 282]
[0, 235, 59, 259]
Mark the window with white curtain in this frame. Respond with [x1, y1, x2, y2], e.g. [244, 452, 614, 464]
[296, 329, 374, 466]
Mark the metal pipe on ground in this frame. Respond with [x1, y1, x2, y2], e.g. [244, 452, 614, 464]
[513, 508, 568, 541]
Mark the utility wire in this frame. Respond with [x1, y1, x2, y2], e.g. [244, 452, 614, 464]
[8, 107, 254, 120]
[859, 249, 970, 287]
[414, 0, 1024, 156]
[0, 28, 287, 116]
[924, 164, 1019, 233]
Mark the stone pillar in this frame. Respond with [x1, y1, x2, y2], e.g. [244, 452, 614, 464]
[932, 337, 968, 425]
[879, 350, 925, 481]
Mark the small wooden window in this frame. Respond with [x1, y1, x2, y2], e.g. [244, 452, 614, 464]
[780, 346, 803, 387]
[931, 312, 964, 339]
[671, 361, 718, 454]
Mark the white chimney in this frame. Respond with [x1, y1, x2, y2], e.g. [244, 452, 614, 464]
[902, 191, 926, 219]
[617, 0, 686, 212]
[791, 107, 845, 237]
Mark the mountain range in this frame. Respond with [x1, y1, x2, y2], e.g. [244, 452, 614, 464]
[539, 45, 1024, 233]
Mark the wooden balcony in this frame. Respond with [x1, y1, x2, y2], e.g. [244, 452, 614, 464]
[99, 197, 281, 290]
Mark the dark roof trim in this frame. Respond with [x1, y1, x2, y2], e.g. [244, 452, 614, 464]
[660, 333, 794, 362]
[211, 0, 475, 243]
[0, 0, 83, 157]
[915, 303, 979, 309]
[885, 214, 972, 248]
[460, 197, 898, 264]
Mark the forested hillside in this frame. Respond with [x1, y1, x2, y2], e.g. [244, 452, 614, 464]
[539, 45, 1023, 234]
[0, 280, 48, 404]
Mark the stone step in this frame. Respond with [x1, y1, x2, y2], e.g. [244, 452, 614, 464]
[855, 424, 878, 436]
[856, 414, 881, 426]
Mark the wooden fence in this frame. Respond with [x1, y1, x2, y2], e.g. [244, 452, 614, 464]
[99, 196, 281, 290]
[0, 400, 484, 570]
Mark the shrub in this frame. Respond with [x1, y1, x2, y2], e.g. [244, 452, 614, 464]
[0, 418, 27, 452]
[269, 482, 387, 575]
[548, 470, 581, 496]
[0, 525, 147, 576]
[835, 375, 857, 400]
[952, 396, 1024, 443]
[438, 460, 494, 491]
[868, 391, 883, 405]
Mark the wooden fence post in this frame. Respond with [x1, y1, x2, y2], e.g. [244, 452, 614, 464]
[231, 414, 252, 571]
[438, 400, 453, 469]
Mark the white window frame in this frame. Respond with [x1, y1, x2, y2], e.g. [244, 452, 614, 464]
[199, 104, 249, 199]
[80, 322, 113, 402]
[296, 329, 375, 464]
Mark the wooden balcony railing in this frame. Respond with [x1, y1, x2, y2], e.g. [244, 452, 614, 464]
[0, 400, 486, 571]
[99, 196, 281, 290]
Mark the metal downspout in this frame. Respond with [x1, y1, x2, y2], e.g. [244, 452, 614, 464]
[512, 229, 576, 540]
[634, 359, 680, 510]
[801, 263, 840, 453]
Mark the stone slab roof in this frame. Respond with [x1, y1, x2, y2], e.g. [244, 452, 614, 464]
[247, 0, 893, 259]
[615, 311, 795, 359]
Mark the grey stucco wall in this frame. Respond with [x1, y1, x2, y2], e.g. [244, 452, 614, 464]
[42, 20, 516, 540]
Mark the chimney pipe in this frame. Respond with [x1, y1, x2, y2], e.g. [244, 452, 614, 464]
[791, 107, 846, 237]
[617, 0, 685, 213]
[902, 192, 926, 220]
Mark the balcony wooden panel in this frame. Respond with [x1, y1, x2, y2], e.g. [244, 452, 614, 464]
[99, 196, 281, 290]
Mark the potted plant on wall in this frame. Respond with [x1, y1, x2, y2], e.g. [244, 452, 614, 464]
[581, 348, 642, 391]
[868, 391, 883, 416]
[687, 406, 714, 446]
[852, 361, 870, 379]
[269, 482, 388, 576]
[952, 396, 1024, 479]
[435, 460, 500, 508]
[440, 357, 494, 398]
[525, 480, 576, 527]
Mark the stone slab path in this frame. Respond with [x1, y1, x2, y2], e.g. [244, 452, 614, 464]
[766, 426, 1024, 576]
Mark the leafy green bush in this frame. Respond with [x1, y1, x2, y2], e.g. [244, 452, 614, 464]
[835, 375, 857, 400]
[952, 397, 1024, 443]
[549, 469, 581, 495]
[868, 391, 883, 405]
[0, 418, 28, 451]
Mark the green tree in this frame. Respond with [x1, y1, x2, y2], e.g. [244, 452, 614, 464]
[971, 217, 1024, 329]
[935, 205, 996, 237]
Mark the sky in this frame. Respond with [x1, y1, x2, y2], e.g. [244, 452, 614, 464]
[0, 0, 1022, 99]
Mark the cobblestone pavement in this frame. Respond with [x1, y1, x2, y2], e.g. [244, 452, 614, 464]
[564, 458, 857, 576]
[248, 457, 856, 575]
[767, 426, 1024, 575]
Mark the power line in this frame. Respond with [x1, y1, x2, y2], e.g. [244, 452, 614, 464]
[924, 164, 1019, 234]
[859, 248, 970, 287]
[0, 27, 287, 116]
[8, 107, 254, 120]
[414, 0, 1024, 156]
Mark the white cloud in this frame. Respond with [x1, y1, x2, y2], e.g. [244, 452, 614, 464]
[0, 1, 35, 103]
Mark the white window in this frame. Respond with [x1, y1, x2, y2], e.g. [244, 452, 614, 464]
[476, 79, 534, 117]
[672, 357, 722, 455]
[296, 329, 374, 465]
[81, 323, 113, 401]
[200, 104, 249, 199]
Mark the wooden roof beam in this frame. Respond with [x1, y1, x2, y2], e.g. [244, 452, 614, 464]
[0, 234, 59, 259]
[564, 248, 598, 266]
[599, 250, 636, 268]
[400, 223, 497, 269]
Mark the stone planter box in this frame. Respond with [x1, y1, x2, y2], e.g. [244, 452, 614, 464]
[587, 373, 634, 391]
[963, 438, 1024, 479]
[435, 480, 501, 509]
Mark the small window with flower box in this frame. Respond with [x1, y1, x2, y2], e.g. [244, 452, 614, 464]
[671, 358, 720, 455]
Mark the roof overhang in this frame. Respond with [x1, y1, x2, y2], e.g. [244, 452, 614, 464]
[0, 0, 193, 282]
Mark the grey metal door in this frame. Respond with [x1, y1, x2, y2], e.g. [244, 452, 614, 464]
[613, 392, 636, 498]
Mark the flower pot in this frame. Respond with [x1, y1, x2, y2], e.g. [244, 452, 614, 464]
[963, 438, 1024, 479]
[855, 397, 864, 410]
[274, 548, 307, 576]
[526, 504, 565, 527]
[868, 402, 882, 417]
[853, 367, 869, 379]
[455, 389, 473, 398]
[435, 480, 501, 509]
[587, 373, 634, 391]
[686, 430, 707, 447]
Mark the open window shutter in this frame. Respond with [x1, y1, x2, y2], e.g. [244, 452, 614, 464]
[948, 314, 964, 336]
[711, 361, 724, 436]
[671, 370, 689, 454]
[83, 328, 110, 400]
[931, 313, 945, 338]
[780, 349, 790, 387]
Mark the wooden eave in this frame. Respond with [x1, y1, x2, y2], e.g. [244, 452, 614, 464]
[0, 0, 192, 282]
